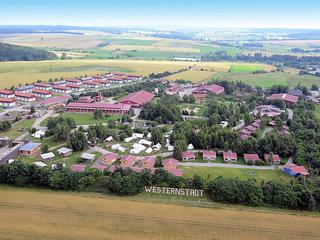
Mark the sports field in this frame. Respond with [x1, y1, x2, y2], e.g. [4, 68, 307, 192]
[0, 186, 319, 240]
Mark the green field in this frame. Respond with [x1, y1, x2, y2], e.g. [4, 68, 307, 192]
[1, 118, 35, 139]
[212, 71, 320, 88]
[229, 64, 263, 73]
[314, 105, 320, 120]
[180, 166, 290, 182]
[41, 112, 122, 126]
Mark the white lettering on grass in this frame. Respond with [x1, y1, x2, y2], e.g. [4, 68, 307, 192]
[144, 186, 204, 197]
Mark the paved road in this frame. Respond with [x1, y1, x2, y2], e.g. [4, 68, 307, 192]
[32, 110, 54, 130]
[178, 162, 276, 170]
[261, 127, 273, 138]
[232, 120, 244, 131]
[287, 109, 294, 120]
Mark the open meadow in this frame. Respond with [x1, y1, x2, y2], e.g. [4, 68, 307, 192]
[0, 186, 319, 240]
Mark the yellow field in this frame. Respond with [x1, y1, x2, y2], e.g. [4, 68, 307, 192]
[103, 44, 200, 52]
[167, 70, 216, 82]
[0, 186, 319, 240]
[0, 59, 274, 89]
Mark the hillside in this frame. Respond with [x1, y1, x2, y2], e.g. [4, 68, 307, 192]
[0, 42, 56, 61]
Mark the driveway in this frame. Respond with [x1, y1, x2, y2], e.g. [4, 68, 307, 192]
[32, 110, 54, 130]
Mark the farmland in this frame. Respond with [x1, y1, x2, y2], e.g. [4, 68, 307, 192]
[0, 186, 319, 240]
[0, 60, 274, 89]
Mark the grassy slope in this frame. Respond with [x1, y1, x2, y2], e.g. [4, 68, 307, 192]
[1, 118, 35, 139]
[314, 105, 320, 120]
[0, 186, 318, 240]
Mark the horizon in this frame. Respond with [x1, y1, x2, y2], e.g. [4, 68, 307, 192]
[2, 0, 320, 29]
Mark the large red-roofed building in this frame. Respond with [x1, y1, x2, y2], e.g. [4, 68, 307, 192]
[0, 90, 15, 98]
[66, 102, 131, 115]
[117, 90, 154, 107]
[268, 93, 299, 106]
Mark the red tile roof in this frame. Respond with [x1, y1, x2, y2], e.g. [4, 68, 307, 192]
[66, 102, 131, 111]
[181, 151, 196, 159]
[103, 152, 119, 163]
[84, 81, 99, 85]
[0, 90, 14, 95]
[121, 155, 137, 163]
[223, 151, 237, 160]
[193, 84, 225, 95]
[284, 164, 309, 176]
[53, 86, 69, 90]
[32, 89, 52, 95]
[66, 84, 81, 88]
[141, 156, 156, 166]
[168, 169, 183, 177]
[34, 82, 50, 87]
[244, 154, 260, 162]
[118, 90, 154, 106]
[0, 97, 15, 103]
[264, 154, 281, 162]
[71, 164, 86, 172]
[202, 150, 216, 159]
[268, 93, 299, 104]
[15, 92, 36, 98]
[162, 158, 179, 168]
[112, 72, 126, 76]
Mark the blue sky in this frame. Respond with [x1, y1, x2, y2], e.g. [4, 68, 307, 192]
[1, 0, 320, 28]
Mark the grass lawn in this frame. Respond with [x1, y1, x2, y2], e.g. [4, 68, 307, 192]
[1, 118, 35, 139]
[229, 64, 263, 73]
[180, 166, 290, 182]
[41, 112, 122, 126]
[179, 103, 208, 116]
[314, 105, 320, 120]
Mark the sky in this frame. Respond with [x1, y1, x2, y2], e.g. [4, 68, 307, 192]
[1, 0, 320, 29]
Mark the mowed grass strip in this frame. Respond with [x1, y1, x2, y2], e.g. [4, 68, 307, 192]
[180, 166, 291, 182]
[167, 70, 216, 82]
[0, 186, 319, 240]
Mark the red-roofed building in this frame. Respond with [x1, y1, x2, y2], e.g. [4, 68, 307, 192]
[283, 164, 309, 177]
[202, 150, 216, 161]
[66, 102, 130, 115]
[66, 84, 84, 92]
[0, 90, 15, 98]
[223, 151, 237, 162]
[264, 154, 281, 164]
[127, 74, 142, 80]
[34, 82, 52, 90]
[83, 81, 99, 89]
[15, 92, 36, 102]
[52, 86, 72, 94]
[120, 155, 137, 168]
[117, 90, 154, 107]
[0, 98, 16, 108]
[32, 89, 52, 99]
[92, 165, 106, 171]
[244, 154, 260, 163]
[70, 164, 86, 172]
[108, 77, 124, 84]
[93, 79, 110, 88]
[102, 152, 119, 165]
[181, 151, 196, 161]
[141, 156, 156, 169]
[268, 93, 299, 106]
[112, 72, 126, 77]
[193, 84, 225, 95]
[162, 158, 179, 170]
[66, 79, 82, 85]
[108, 165, 116, 173]
[35, 95, 71, 108]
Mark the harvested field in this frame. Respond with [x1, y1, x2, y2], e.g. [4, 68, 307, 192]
[0, 186, 319, 240]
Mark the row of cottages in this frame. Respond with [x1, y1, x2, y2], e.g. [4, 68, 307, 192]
[31, 89, 52, 99]
[117, 90, 155, 108]
[240, 119, 261, 140]
[192, 84, 225, 101]
[66, 102, 131, 115]
[0, 97, 16, 108]
[267, 93, 299, 107]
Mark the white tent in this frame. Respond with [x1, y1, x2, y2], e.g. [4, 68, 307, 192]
[167, 145, 174, 151]
[138, 139, 153, 146]
[40, 152, 55, 160]
[105, 136, 113, 142]
[132, 133, 144, 139]
[111, 144, 121, 150]
[124, 136, 134, 143]
[153, 143, 162, 151]
[147, 133, 152, 138]
[187, 144, 194, 150]
[32, 130, 46, 139]
[80, 153, 95, 161]
[117, 146, 126, 152]
[145, 147, 153, 154]
[130, 149, 141, 155]
[33, 161, 47, 167]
